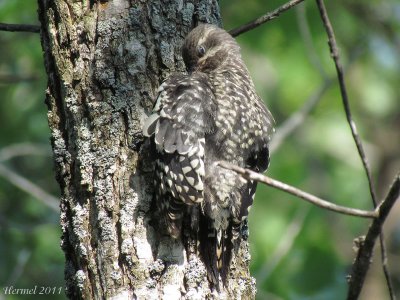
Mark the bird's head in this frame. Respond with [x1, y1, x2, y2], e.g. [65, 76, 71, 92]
[182, 24, 240, 74]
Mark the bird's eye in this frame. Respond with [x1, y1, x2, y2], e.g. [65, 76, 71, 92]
[197, 45, 206, 57]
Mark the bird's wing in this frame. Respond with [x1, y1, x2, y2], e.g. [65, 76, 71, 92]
[143, 73, 216, 205]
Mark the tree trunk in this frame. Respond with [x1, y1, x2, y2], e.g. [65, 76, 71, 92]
[38, 0, 255, 299]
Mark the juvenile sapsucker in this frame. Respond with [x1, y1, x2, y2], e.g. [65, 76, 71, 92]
[143, 24, 274, 286]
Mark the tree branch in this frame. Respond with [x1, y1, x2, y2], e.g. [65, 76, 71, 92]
[315, 1, 394, 297]
[315, 0, 377, 207]
[347, 173, 400, 300]
[216, 161, 378, 219]
[229, 0, 306, 37]
[0, 23, 40, 33]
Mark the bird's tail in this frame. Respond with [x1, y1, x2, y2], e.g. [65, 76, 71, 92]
[164, 195, 185, 238]
[198, 214, 233, 289]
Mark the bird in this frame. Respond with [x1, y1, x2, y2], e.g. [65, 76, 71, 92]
[143, 23, 274, 287]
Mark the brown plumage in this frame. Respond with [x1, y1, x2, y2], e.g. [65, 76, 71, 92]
[143, 24, 274, 288]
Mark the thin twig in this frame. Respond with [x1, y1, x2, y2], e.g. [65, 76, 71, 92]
[315, 1, 377, 206]
[270, 78, 333, 153]
[0, 163, 59, 212]
[229, 0, 306, 37]
[6, 249, 31, 287]
[347, 174, 400, 300]
[256, 207, 309, 283]
[296, 4, 327, 78]
[270, 47, 362, 153]
[315, 1, 395, 297]
[217, 161, 378, 219]
[0, 23, 40, 33]
[269, 4, 359, 154]
[377, 224, 394, 298]
[0, 74, 39, 83]
[0, 143, 51, 162]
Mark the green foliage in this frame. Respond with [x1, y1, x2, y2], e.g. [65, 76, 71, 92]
[1, 0, 399, 299]
[220, 0, 399, 299]
[0, 1, 64, 299]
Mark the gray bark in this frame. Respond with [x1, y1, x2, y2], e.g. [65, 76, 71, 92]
[38, 0, 255, 299]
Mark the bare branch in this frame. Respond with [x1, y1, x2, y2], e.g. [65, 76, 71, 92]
[316, 0, 377, 206]
[217, 161, 378, 219]
[0, 163, 59, 212]
[229, 0, 306, 37]
[315, 0, 394, 297]
[347, 173, 400, 300]
[0, 23, 40, 33]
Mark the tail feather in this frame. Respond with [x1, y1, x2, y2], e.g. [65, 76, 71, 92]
[199, 214, 233, 289]
[161, 193, 185, 238]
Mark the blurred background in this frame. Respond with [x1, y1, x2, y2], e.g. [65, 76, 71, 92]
[0, 0, 399, 299]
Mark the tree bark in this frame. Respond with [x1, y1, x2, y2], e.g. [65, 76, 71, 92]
[38, 0, 256, 299]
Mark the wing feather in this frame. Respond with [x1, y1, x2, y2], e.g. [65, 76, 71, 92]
[143, 73, 215, 205]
